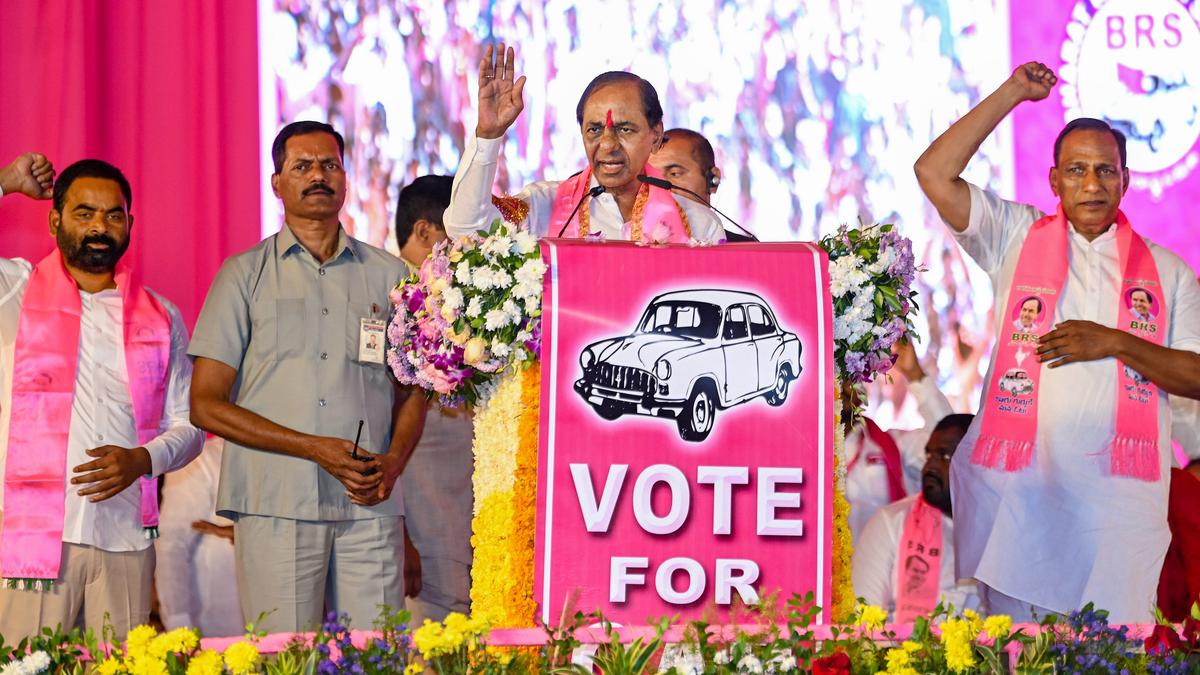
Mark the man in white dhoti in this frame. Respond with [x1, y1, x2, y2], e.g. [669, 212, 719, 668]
[914, 61, 1200, 622]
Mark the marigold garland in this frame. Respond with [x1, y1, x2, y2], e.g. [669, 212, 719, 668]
[469, 366, 540, 627]
[830, 379, 855, 623]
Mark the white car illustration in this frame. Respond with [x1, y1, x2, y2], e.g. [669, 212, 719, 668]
[573, 289, 802, 442]
[997, 368, 1034, 396]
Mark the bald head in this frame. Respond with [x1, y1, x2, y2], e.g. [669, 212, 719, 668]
[649, 128, 719, 203]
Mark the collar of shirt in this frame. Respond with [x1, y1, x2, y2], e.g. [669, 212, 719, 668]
[277, 224, 361, 265]
[1066, 220, 1117, 249]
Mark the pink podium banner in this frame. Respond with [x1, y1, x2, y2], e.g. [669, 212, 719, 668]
[534, 240, 835, 626]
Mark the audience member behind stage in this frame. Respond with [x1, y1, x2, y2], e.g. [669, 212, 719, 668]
[844, 340, 954, 541]
[394, 175, 475, 624]
[0, 154, 203, 640]
[189, 121, 426, 632]
[914, 61, 1200, 622]
[852, 414, 980, 619]
[443, 44, 724, 244]
[648, 128, 752, 243]
[155, 435, 242, 637]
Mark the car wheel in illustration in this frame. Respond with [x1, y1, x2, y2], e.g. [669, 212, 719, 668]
[765, 365, 792, 407]
[677, 380, 717, 442]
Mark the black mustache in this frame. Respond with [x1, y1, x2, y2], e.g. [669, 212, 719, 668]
[304, 184, 334, 196]
[82, 234, 117, 248]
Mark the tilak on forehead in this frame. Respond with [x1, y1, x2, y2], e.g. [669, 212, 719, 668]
[605, 109, 614, 129]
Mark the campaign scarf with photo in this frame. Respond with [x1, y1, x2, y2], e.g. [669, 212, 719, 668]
[1, 251, 170, 589]
[895, 495, 943, 623]
[973, 206, 1166, 482]
[549, 164, 691, 243]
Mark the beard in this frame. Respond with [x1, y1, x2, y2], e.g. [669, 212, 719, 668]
[59, 229, 129, 273]
[921, 471, 952, 516]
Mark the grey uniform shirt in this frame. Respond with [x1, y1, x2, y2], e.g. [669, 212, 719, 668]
[189, 226, 405, 521]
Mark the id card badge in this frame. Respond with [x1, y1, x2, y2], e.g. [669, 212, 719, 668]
[359, 318, 387, 364]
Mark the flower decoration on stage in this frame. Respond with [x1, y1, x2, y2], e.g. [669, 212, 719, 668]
[387, 219, 544, 405]
[819, 223, 918, 387]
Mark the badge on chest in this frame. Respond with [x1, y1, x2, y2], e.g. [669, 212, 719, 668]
[358, 317, 386, 364]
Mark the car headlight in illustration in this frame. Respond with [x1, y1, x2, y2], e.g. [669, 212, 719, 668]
[580, 350, 594, 369]
[654, 359, 671, 380]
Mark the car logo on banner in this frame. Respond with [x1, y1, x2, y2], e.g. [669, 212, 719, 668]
[1060, 0, 1200, 197]
[573, 289, 803, 442]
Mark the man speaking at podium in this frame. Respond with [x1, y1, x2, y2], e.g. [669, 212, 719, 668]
[443, 44, 724, 244]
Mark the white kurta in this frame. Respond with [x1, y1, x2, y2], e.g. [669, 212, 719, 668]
[845, 376, 955, 540]
[0, 258, 203, 552]
[443, 136, 725, 243]
[948, 184, 1200, 622]
[852, 494, 980, 616]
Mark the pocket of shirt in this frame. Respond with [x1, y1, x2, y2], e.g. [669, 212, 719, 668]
[346, 302, 387, 369]
[252, 298, 306, 362]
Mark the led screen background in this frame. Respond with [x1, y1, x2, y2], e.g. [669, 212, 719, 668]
[258, 0, 1200, 424]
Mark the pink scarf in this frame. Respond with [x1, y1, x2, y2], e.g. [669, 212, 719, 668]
[1, 251, 170, 589]
[895, 495, 943, 623]
[549, 164, 691, 243]
[974, 207, 1165, 481]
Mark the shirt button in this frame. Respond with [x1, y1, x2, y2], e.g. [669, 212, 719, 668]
[319, 268, 326, 276]
[320, 352, 328, 360]
[322, 307, 329, 316]
[318, 398, 327, 407]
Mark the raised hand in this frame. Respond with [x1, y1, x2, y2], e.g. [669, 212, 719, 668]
[0, 152, 54, 200]
[475, 42, 527, 140]
[1009, 62, 1058, 102]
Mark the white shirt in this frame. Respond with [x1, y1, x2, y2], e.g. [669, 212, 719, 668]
[443, 136, 725, 242]
[0, 258, 203, 552]
[155, 436, 242, 636]
[948, 184, 1200, 622]
[852, 494, 980, 616]
[845, 376, 955, 540]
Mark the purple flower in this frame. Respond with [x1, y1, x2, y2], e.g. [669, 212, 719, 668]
[844, 351, 867, 376]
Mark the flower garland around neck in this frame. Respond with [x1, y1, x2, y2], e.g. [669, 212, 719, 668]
[578, 181, 691, 242]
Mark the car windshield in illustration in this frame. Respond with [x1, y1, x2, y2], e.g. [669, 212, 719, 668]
[574, 289, 802, 442]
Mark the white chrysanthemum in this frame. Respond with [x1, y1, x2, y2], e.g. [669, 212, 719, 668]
[441, 286, 464, 312]
[501, 299, 520, 324]
[470, 267, 493, 290]
[491, 267, 513, 288]
[20, 653, 49, 675]
[491, 340, 512, 358]
[0, 661, 27, 675]
[657, 645, 704, 675]
[768, 651, 797, 672]
[484, 308, 510, 330]
[736, 654, 764, 674]
[713, 649, 731, 665]
[481, 234, 513, 258]
[513, 230, 538, 255]
[466, 296, 483, 318]
[454, 260, 472, 285]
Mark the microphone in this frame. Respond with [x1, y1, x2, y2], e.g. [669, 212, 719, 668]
[636, 174, 758, 242]
[556, 185, 607, 237]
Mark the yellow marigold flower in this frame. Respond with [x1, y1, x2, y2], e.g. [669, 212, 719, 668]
[963, 608, 983, 635]
[857, 604, 888, 630]
[186, 650, 224, 675]
[901, 640, 921, 654]
[938, 619, 978, 673]
[94, 658, 125, 675]
[443, 612, 469, 632]
[413, 619, 449, 659]
[984, 614, 1013, 640]
[404, 664, 423, 675]
[128, 656, 168, 675]
[884, 647, 911, 672]
[223, 641, 260, 675]
[126, 625, 158, 653]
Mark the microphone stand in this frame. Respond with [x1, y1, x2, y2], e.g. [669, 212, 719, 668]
[636, 174, 759, 241]
[555, 185, 606, 237]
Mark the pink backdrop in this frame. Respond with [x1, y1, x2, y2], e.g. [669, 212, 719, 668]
[536, 241, 835, 625]
[0, 1, 262, 327]
[1010, 0, 1200, 270]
